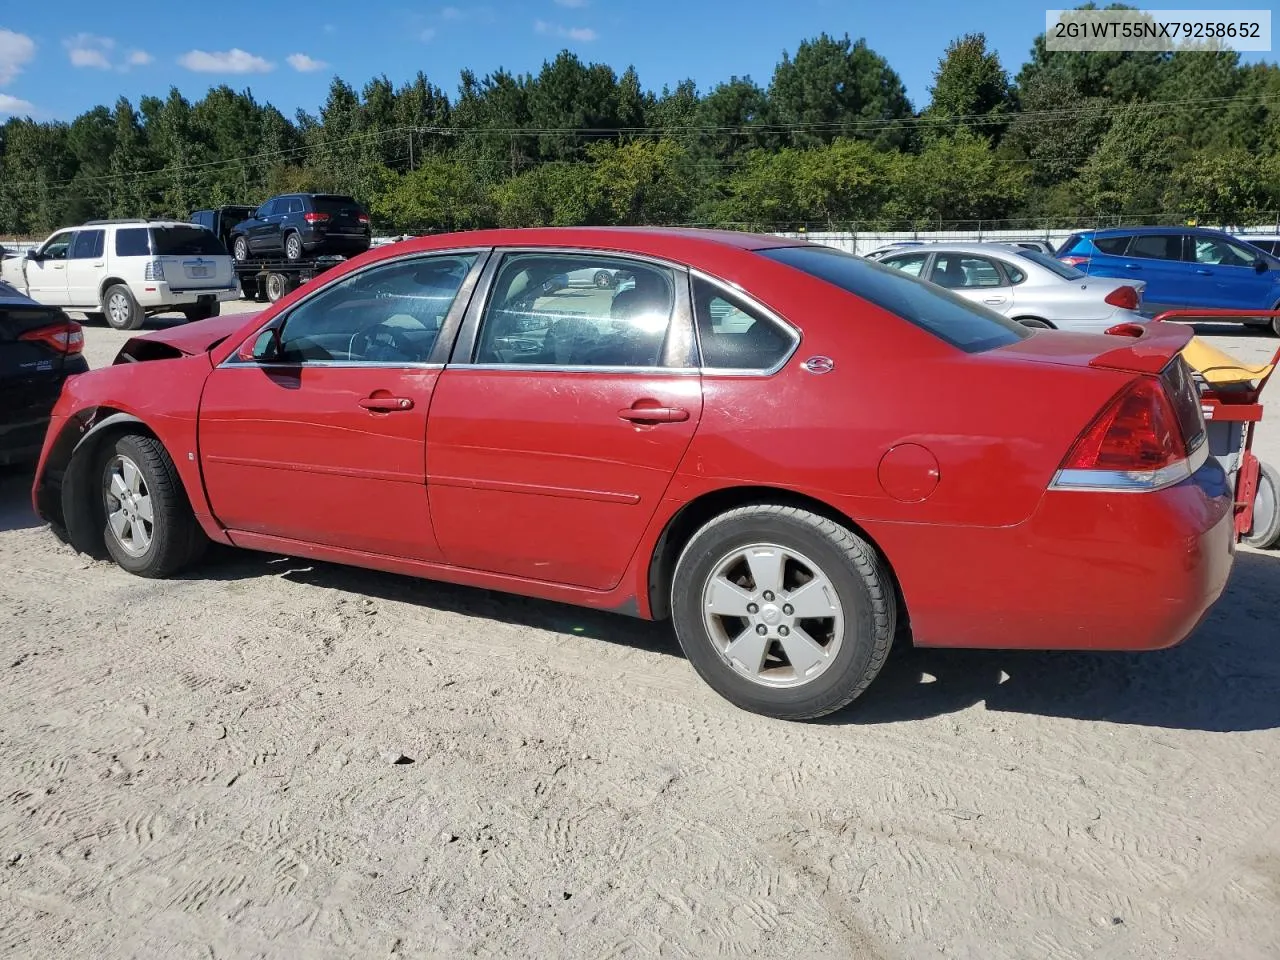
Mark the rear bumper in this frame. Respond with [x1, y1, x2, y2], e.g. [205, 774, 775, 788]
[0, 362, 85, 465]
[135, 284, 238, 308]
[868, 457, 1236, 651]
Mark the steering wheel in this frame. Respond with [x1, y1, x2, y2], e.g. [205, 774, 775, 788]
[349, 321, 418, 362]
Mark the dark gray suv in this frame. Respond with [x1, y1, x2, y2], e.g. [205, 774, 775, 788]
[229, 194, 372, 262]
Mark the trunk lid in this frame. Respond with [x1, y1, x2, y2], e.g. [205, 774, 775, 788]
[311, 195, 368, 233]
[994, 320, 1192, 375]
[149, 225, 235, 291]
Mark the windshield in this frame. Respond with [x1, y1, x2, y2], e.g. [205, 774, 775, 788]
[1015, 249, 1084, 280]
[151, 226, 226, 256]
[759, 245, 1031, 353]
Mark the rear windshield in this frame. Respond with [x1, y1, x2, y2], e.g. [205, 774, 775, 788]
[759, 245, 1032, 353]
[150, 226, 226, 256]
[311, 195, 364, 215]
[1016, 249, 1085, 280]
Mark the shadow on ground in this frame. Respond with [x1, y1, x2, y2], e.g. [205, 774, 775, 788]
[3, 472, 1277, 733]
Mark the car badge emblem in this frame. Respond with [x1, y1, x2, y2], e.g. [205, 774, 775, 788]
[802, 356, 835, 374]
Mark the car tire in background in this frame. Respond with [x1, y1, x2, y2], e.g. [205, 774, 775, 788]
[103, 283, 144, 331]
[1016, 317, 1052, 329]
[265, 273, 296, 303]
[99, 433, 207, 577]
[233, 236, 249, 262]
[1243, 460, 1280, 550]
[594, 269, 615, 289]
[284, 232, 303, 262]
[670, 504, 896, 720]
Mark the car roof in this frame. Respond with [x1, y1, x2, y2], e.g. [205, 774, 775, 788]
[877, 242, 1032, 257]
[369, 226, 800, 260]
[1080, 225, 1238, 238]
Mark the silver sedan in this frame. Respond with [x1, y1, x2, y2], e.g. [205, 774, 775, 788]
[877, 243, 1148, 333]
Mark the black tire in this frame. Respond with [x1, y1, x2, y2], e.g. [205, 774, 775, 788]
[284, 232, 303, 262]
[593, 270, 614, 289]
[181, 302, 221, 323]
[99, 434, 206, 578]
[102, 283, 144, 331]
[670, 505, 896, 720]
[265, 273, 293, 303]
[233, 236, 249, 262]
[1016, 317, 1052, 329]
[1243, 460, 1280, 550]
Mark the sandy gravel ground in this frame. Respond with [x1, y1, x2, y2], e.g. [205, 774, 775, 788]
[1, 304, 1278, 959]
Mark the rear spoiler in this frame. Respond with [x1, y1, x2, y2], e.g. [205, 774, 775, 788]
[1091, 317, 1193, 374]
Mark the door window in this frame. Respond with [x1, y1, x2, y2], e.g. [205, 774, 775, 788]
[693, 278, 795, 371]
[1128, 235, 1184, 261]
[880, 252, 929, 277]
[473, 254, 677, 368]
[930, 254, 1005, 289]
[269, 254, 478, 364]
[1190, 237, 1260, 267]
[1092, 236, 1130, 255]
[257, 200, 278, 218]
[286, 198, 304, 215]
[69, 230, 105, 260]
[39, 232, 74, 260]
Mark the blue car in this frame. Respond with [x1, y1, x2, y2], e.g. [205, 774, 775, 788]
[1057, 226, 1280, 334]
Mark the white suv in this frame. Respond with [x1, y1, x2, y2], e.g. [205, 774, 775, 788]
[0, 219, 237, 330]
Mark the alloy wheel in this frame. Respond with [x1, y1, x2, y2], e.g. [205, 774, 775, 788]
[104, 455, 154, 557]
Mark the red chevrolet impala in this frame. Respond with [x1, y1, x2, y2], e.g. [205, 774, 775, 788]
[32, 228, 1235, 719]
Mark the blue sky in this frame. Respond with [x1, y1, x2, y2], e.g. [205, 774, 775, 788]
[0, 0, 1274, 121]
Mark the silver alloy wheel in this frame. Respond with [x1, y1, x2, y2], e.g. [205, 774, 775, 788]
[1251, 469, 1276, 540]
[234, 237, 248, 261]
[285, 234, 302, 260]
[104, 454, 154, 557]
[701, 543, 844, 688]
[108, 291, 131, 327]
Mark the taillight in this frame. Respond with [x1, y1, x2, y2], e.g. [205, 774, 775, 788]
[144, 259, 165, 280]
[1061, 255, 1089, 267]
[19, 319, 84, 355]
[304, 212, 331, 224]
[1051, 375, 1206, 492]
[356, 213, 370, 225]
[1103, 285, 1139, 310]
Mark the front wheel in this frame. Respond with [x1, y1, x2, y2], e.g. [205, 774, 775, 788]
[1244, 460, 1280, 550]
[100, 434, 206, 577]
[670, 505, 896, 720]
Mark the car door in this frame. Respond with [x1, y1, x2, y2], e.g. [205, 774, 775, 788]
[199, 250, 488, 559]
[1185, 235, 1278, 311]
[248, 200, 280, 254]
[927, 253, 1014, 314]
[22, 231, 75, 306]
[425, 249, 703, 591]
[65, 228, 105, 307]
[1114, 234, 1189, 314]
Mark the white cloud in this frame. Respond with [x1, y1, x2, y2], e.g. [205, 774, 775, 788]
[0, 92, 35, 115]
[323, 23, 337, 34]
[286, 52, 327, 72]
[441, 6, 464, 19]
[64, 33, 114, 69]
[420, 27, 438, 42]
[0, 29, 37, 85]
[127, 50, 153, 66]
[535, 20, 597, 41]
[555, 0, 589, 7]
[179, 48, 274, 73]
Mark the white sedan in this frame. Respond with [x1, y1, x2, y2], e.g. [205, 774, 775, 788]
[877, 242, 1147, 333]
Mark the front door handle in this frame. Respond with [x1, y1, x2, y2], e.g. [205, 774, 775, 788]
[1123, 263, 1142, 269]
[618, 405, 690, 424]
[983, 297, 1006, 304]
[359, 396, 414, 412]
[1195, 268, 1212, 275]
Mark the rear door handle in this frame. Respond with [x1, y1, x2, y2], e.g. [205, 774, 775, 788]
[1195, 268, 1212, 275]
[359, 396, 414, 412]
[618, 405, 690, 424]
[983, 297, 1006, 304]
[1123, 263, 1142, 269]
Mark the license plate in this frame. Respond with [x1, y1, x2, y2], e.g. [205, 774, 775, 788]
[189, 266, 211, 278]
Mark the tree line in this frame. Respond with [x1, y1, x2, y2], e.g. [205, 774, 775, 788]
[3, 19, 1280, 239]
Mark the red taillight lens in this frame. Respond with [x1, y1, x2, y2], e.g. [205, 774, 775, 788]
[357, 213, 370, 225]
[304, 212, 331, 224]
[1062, 378, 1187, 473]
[1061, 255, 1089, 267]
[1104, 285, 1139, 310]
[19, 320, 84, 355]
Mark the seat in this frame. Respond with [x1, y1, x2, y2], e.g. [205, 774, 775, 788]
[933, 259, 965, 288]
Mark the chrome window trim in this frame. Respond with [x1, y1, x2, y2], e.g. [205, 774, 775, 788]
[689, 269, 801, 378]
[452, 247, 697, 370]
[217, 247, 493, 370]
[224, 361, 446, 371]
[1048, 441, 1210, 494]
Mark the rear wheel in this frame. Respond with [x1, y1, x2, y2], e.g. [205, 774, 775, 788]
[265, 272, 295, 303]
[103, 284, 144, 331]
[100, 434, 206, 577]
[1244, 460, 1280, 550]
[593, 269, 614, 289]
[233, 236, 249, 262]
[670, 505, 896, 720]
[1016, 317, 1052, 329]
[284, 232, 304, 262]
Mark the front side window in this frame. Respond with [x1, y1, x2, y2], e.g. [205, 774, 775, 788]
[880, 252, 929, 277]
[115, 228, 151, 257]
[1190, 237, 1260, 267]
[693, 278, 794, 371]
[474, 253, 677, 368]
[40, 231, 74, 260]
[270, 254, 478, 364]
[70, 229, 105, 260]
[1128, 234, 1184, 261]
[759, 245, 1030, 353]
[930, 254, 1005, 289]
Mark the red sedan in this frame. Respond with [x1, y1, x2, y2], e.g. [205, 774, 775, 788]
[32, 228, 1235, 719]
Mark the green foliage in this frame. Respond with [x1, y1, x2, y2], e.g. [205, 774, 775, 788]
[2, 13, 1279, 238]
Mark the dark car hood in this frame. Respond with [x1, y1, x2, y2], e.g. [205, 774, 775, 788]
[137, 314, 257, 356]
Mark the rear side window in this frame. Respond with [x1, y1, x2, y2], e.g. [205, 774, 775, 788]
[760, 245, 1031, 353]
[1129, 235, 1184, 261]
[150, 226, 226, 256]
[693, 278, 795, 371]
[70, 229, 105, 260]
[286, 198, 304, 214]
[115, 228, 151, 257]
